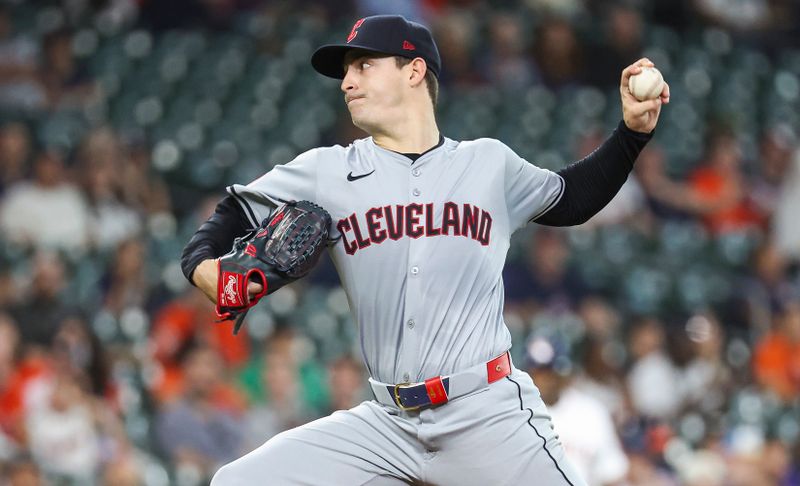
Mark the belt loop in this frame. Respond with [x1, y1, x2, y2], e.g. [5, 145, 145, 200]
[424, 376, 448, 405]
[486, 351, 511, 383]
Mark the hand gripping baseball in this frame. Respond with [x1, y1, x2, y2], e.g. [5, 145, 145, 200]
[621, 58, 670, 134]
[216, 200, 332, 334]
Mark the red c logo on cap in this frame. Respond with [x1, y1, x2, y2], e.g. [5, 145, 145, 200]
[347, 18, 365, 43]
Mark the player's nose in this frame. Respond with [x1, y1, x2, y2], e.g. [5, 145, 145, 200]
[341, 69, 357, 93]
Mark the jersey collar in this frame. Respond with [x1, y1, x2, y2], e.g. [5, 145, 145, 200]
[369, 134, 448, 165]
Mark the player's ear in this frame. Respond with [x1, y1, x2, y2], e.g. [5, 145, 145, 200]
[408, 58, 427, 87]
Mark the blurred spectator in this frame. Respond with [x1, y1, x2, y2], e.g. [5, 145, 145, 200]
[324, 354, 367, 413]
[531, 17, 585, 91]
[626, 317, 683, 420]
[761, 439, 796, 485]
[241, 329, 322, 451]
[750, 124, 796, 220]
[586, 3, 646, 89]
[355, 0, 427, 22]
[38, 29, 96, 111]
[0, 313, 25, 448]
[149, 288, 250, 403]
[0, 150, 91, 253]
[51, 314, 114, 400]
[525, 335, 629, 486]
[140, 0, 234, 30]
[692, 0, 773, 32]
[572, 334, 627, 421]
[524, 0, 586, 19]
[4, 456, 45, 486]
[25, 372, 100, 483]
[503, 228, 588, 320]
[432, 11, 483, 87]
[640, 130, 763, 234]
[100, 238, 151, 317]
[739, 240, 797, 335]
[477, 13, 538, 91]
[622, 420, 678, 486]
[78, 127, 142, 250]
[0, 122, 32, 196]
[0, 6, 45, 112]
[101, 456, 145, 486]
[238, 327, 328, 414]
[10, 251, 74, 347]
[155, 344, 246, 481]
[634, 142, 692, 223]
[675, 448, 727, 486]
[680, 313, 732, 417]
[118, 138, 172, 219]
[753, 299, 800, 402]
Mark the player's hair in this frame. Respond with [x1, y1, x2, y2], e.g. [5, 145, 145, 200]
[395, 57, 439, 108]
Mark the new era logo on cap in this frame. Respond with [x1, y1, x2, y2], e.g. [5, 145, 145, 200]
[311, 15, 441, 80]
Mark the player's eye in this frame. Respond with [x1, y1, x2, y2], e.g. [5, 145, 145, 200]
[361, 61, 371, 69]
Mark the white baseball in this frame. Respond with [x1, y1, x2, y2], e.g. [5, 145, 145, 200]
[628, 66, 664, 101]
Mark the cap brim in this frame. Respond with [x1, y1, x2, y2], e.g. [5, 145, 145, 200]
[311, 44, 386, 79]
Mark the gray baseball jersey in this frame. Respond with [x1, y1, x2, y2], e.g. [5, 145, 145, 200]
[217, 136, 588, 486]
[228, 136, 563, 384]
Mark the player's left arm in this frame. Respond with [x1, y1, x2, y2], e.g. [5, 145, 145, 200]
[535, 58, 669, 227]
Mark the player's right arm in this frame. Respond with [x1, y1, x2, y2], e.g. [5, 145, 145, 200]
[181, 196, 255, 303]
[181, 147, 323, 303]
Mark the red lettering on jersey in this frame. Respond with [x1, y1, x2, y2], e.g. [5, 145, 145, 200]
[347, 18, 366, 43]
[442, 202, 460, 236]
[337, 203, 493, 255]
[349, 213, 371, 249]
[424, 203, 441, 237]
[406, 204, 423, 238]
[337, 217, 357, 255]
[462, 204, 480, 240]
[366, 207, 387, 244]
[477, 210, 492, 246]
[385, 205, 404, 240]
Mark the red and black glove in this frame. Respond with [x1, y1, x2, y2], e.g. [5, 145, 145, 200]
[216, 200, 331, 334]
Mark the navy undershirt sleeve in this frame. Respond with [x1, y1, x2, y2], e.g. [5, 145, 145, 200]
[181, 195, 252, 285]
[535, 120, 652, 227]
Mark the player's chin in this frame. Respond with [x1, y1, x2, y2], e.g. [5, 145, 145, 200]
[350, 113, 374, 132]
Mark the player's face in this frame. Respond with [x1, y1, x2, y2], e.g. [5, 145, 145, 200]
[341, 51, 407, 133]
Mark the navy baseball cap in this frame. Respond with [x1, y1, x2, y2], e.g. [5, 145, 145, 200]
[524, 336, 573, 375]
[311, 15, 441, 79]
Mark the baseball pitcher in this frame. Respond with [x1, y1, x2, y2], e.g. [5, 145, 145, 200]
[182, 14, 669, 486]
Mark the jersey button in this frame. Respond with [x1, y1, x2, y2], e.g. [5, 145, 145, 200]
[411, 266, 419, 275]
[412, 188, 421, 197]
[403, 373, 410, 383]
[412, 168, 421, 177]
[407, 319, 415, 329]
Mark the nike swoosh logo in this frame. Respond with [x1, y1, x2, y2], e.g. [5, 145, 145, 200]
[347, 170, 375, 182]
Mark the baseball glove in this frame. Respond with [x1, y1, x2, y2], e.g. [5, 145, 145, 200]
[216, 200, 332, 334]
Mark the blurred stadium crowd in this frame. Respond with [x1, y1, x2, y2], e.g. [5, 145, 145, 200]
[0, 0, 799, 484]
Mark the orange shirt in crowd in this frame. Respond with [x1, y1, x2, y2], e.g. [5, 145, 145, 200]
[689, 167, 763, 234]
[0, 356, 50, 441]
[150, 300, 250, 367]
[753, 332, 800, 401]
